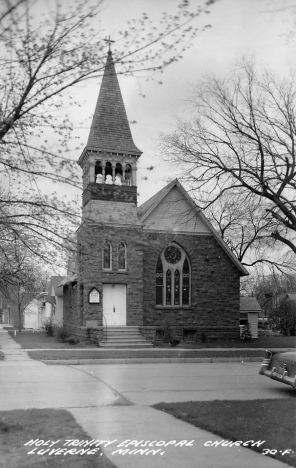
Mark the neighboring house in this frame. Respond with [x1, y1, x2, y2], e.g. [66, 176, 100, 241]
[23, 298, 39, 329]
[62, 49, 249, 344]
[44, 276, 65, 325]
[240, 296, 261, 339]
[0, 292, 10, 324]
[284, 293, 296, 302]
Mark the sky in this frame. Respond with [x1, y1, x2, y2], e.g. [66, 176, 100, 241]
[63, 0, 296, 207]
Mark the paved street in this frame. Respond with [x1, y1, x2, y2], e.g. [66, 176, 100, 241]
[70, 361, 295, 404]
[0, 328, 294, 468]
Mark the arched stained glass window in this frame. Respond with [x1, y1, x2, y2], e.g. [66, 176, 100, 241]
[166, 270, 172, 305]
[103, 241, 112, 270]
[182, 258, 190, 305]
[156, 257, 163, 305]
[118, 242, 126, 270]
[155, 243, 191, 307]
[174, 270, 180, 305]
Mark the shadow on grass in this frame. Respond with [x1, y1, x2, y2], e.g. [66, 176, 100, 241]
[153, 398, 296, 467]
[0, 409, 116, 468]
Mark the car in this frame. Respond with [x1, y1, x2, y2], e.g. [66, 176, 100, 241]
[259, 349, 296, 388]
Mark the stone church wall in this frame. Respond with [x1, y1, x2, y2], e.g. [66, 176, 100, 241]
[142, 231, 240, 341]
[76, 223, 144, 327]
[63, 283, 78, 329]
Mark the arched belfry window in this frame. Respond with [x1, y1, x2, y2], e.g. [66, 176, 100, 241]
[118, 242, 126, 270]
[155, 243, 191, 307]
[125, 164, 132, 185]
[103, 241, 112, 270]
[105, 161, 112, 184]
[95, 160, 103, 183]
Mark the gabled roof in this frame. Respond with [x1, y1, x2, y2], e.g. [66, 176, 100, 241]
[44, 296, 56, 305]
[240, 296, 261, 312]
[58, 274, 77, 287]
[84, 51, 141, 155]
[138, 179, 179, 218]
[50, 276, 65, 297]
[45, 276, 65, 297]
[138, 179, 249, 276]
[287, 293, 296, 302]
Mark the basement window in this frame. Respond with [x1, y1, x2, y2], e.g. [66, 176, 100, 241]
[155, 330, 165, 341]
[183, 329, 197, 342]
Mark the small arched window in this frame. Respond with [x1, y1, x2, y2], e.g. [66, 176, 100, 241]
[95, 161, 103, 183]
[118, 242, 126, 270]
[103, 241, 112, 270]
[125, 164, 132, 185]
[105, 161, 112, 184]
[155, 243, 191, 307]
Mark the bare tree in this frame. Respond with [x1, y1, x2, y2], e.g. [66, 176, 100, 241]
[5, 251, 47, 331]
[161, 61, 296, 260]
[206, 191, 296, 273]
[0, 0, 216, 282]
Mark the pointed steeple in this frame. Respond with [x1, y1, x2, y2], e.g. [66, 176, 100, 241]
[86, 51, 142, 155]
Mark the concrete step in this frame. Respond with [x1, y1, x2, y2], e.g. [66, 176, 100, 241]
[99, 342, 154, 348]
[105, 327, 141, 330]
[104, 330, 143, 338]
[102, 336, 147, 343]
[100, 326, 153, 349]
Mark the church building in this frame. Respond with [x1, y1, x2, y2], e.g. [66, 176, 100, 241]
[63, 49, 248, 346]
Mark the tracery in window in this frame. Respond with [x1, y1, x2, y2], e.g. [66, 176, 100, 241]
[103, 241, 112, 270]
[118, 242, 126, 270]
[156, 257, 163, 305]
[166, 270, 172, 305]
[155, 243, 191, 307]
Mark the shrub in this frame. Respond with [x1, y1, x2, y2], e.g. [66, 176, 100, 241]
[43, 319, 54, 337]
[241, 323, 252, 341]
[170, 339, 180, 347]
[64, 336, 80, 345]
[54, 325, 69, 342]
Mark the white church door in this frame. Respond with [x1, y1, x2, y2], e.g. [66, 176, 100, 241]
[103, 284, 126, 326]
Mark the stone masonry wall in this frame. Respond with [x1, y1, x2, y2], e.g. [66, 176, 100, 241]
[142, 232, 241, 340]
[76, 222, 144, 327]
[63, 283, 79, 330]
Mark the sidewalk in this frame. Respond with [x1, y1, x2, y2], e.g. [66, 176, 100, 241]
[1, 324, 291, 364]
[0, 325, 44, 366]
[0, 327, 292, 468]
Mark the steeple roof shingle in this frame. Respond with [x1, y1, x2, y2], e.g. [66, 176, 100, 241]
[86, 51, 141, 155]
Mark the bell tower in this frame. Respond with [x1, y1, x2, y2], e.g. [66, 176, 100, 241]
[78, 49, 142, 225]
[76, 48, 144, 331]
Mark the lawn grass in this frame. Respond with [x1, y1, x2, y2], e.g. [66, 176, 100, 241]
[156, 335, 296, 349]
[7, 330, 98, 349]
[153, 399, 296, 467]
[0, 408, 116, 468]
[6, 330, 296, 356]
[27, 348, 267, 361]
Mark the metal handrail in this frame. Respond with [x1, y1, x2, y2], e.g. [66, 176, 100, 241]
[102, 314, 107, 341]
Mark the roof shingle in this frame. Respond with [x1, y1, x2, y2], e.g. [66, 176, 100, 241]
[86, 51, 141, 154]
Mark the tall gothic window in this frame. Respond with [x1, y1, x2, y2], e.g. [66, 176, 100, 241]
[118, 242, 126, 270]
[156, 257, 163, 305]
[155, 243, 191, 306]
[103, 241, 112, 270]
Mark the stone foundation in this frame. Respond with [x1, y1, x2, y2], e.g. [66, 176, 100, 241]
[140, 325, 240, 343]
